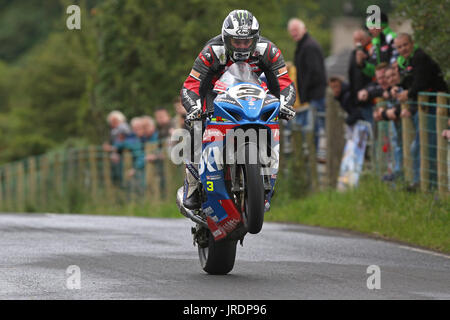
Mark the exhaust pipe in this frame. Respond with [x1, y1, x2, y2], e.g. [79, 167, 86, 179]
[176, 187, 208, 228]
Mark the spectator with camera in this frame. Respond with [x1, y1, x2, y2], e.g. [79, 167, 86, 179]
[348, 29, 374, 124]
[357, 12, 398, 78]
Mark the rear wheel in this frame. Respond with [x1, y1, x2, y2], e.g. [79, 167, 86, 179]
[198, 230, 238, 275]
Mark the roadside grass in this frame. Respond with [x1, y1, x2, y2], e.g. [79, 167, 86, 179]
[267, 175, 450, 253]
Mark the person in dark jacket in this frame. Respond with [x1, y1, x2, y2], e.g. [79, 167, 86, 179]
[393, 33, 448, 109]
[392, 33, 448, 189]
[348, 29, 374, 124]
[328, 76, 356, 125]
[357, 62, 390, 123]
[288, 18, 327, 149]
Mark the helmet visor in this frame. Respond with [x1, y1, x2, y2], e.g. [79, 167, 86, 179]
[230, 38, 255, 50]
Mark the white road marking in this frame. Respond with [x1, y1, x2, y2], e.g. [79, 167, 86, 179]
[398, 245, 450, 259]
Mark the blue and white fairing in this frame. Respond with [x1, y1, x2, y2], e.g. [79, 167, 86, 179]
[199, 62, 281, 240]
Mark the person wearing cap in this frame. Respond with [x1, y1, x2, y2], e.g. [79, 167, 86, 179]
[356, 12, 398, 78]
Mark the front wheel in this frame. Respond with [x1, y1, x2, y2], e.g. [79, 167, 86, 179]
[198, 230, 238, 275]
[236, 144, 265, 234]
[242, 161, 265, 234]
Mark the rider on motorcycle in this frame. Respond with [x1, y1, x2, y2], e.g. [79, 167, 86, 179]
[181, 9, 296, 210]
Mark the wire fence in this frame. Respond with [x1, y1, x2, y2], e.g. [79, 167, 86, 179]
[0, 142, 184, 212]
[371, 92, 450, 195]
[0, 92, 448, 213]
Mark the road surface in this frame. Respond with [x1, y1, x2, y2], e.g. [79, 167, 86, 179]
[0, 213, 449, 299]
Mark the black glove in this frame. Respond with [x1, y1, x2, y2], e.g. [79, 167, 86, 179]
[185, 100, 202, 128]
[279, 96, 296, 121]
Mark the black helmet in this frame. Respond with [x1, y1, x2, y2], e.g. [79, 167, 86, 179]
[221, 10, 260, 61]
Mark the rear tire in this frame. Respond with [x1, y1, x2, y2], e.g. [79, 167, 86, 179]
[198, 230, 238, 275]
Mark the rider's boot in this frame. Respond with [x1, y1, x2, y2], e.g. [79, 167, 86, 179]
[183, 167, 201, 210]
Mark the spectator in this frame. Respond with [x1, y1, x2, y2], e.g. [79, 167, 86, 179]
[384, 66, 402, 120]
[358, 12, 398, 78]
[443, 119, 450, 140]
[382, 66, 403, 180]
[287, 18, 327, 150]
[392, 33, 447, 106]
[141, 116, 159, 143]
[103, 111, 132, 186]
[113, 123, 146, 196]
[140, 115, 161, 163]
[130, 117, 145, 139]
[105, 110, 131, 145]
[172, 96, 188, 130]
[392, 33, 448, 190]
[154, 107, 174, 142]
[356, 63, 389, 122]
[328, 76, 356, 125]
[154, 107, 174, 199]
[348, 29, 374, 124]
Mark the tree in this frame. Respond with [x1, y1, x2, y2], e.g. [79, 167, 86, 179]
[94, 0, 290, 116]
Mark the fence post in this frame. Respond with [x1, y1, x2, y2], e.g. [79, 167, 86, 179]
[306, 127, 319, 192]
[88, 146, 98, 198]
[436, 93, 449, 197]
[16, 162, 25, 212]
[102, 150, 114, 203]
[401, 102, 415, 184]
[145, 143, 161, 202]
[0, 168, 3, 210]
[54, 153, 63, 197]
[122, 150, 133, 202]
[40, 155, 49, 209]
[77, 148, 86, 188]
[325, 88, 345, 188]
[163, 140, 181, 201]
[66, 149, 74, 188]
[418, 94, 429, 192]
[4, 164, 13, 211]
[28, 157, 37, 209]
[289, 129, 309, 197]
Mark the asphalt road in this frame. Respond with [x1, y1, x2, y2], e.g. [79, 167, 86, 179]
[0, 213, 449, 300]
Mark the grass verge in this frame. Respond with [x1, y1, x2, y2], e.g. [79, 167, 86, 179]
[267, 176, 450, 253]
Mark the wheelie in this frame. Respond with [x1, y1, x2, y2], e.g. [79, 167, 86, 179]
[176, 9, 296, 274]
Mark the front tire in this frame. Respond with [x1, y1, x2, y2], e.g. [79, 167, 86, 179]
[242, 160, 265, 234]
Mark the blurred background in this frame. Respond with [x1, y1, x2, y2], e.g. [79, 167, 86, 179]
[1, 0, 445, 164]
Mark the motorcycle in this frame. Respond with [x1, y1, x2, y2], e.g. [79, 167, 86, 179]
[176, 62, 281, 275]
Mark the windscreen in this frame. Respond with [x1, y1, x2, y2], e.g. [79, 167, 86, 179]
[219, 62, 261, 87]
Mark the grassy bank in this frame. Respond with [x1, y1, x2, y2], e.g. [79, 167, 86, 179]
[268, 177, 450, 253]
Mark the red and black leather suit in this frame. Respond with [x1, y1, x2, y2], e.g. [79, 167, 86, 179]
[180, 35, 296, 114]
